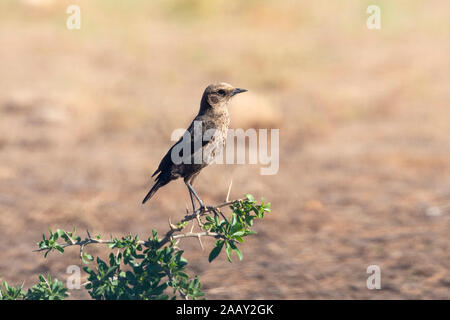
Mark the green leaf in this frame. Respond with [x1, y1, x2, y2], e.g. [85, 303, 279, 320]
[234, 236, 244, 243]
[233, 247, 243, 261]
[225, 242, 232, 263]
[231, 230, 245, 237]
[208, 241, 224, 263]
[230, 242, 243, 261]
[55, 245, 64, 254]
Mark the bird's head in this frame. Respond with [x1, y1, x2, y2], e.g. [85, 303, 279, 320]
[201, 82, 247, 110]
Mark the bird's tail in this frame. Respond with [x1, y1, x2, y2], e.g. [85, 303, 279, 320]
[142, 181, 162, 204]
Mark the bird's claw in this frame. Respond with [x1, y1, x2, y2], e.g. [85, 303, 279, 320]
[198, 204, 215, 213]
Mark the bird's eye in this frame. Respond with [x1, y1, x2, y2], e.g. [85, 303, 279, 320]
[217, 89, 226, 96]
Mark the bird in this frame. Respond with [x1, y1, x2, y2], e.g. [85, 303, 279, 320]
[142, 83, 247, 211]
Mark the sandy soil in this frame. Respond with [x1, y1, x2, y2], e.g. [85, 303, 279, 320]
[0, 1, 449, 299]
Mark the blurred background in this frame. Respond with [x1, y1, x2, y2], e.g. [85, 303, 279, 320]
[0, 0, 449, 299]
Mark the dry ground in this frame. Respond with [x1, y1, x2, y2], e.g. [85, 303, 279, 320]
[0, 0, 449, 299]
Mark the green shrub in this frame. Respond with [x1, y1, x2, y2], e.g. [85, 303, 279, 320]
[1, 195, 270, 300]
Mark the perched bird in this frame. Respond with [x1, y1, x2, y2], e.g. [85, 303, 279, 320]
[142, 83, 247, 210]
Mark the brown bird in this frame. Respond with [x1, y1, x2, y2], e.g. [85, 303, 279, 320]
[142, 83, 247, 210]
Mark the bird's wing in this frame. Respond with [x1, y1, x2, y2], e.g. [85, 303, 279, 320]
[151, 117, 212, 179]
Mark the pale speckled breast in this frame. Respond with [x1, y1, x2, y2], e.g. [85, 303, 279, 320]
[201, 107, 229, 164]
[217, 108, 230, 146]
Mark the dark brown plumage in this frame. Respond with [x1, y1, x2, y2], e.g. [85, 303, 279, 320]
[142, 82, 247, 209]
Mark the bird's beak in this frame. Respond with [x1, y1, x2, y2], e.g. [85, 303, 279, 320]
[231, 88, 248, 96]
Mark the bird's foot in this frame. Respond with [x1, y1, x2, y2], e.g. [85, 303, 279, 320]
[192, 203, 206, 217]
[198, 204, 216, 213]
[196, 199, 205, 211]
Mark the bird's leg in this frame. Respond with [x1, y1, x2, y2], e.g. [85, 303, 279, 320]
[185, 181, 205, 210]
[189, 189, 196, 213]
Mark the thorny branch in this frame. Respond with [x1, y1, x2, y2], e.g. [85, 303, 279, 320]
[31, 182, 272, 301]
[33, 197, 244, 300]
[33, 198, 244, 254]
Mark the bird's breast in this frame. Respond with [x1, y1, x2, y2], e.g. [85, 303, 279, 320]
[215, 110, 230, 143]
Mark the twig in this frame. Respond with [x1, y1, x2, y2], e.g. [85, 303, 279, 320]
[31, 195, 253, 301]
[226, 179, 233, 202]
[34, 198, 243, 253]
